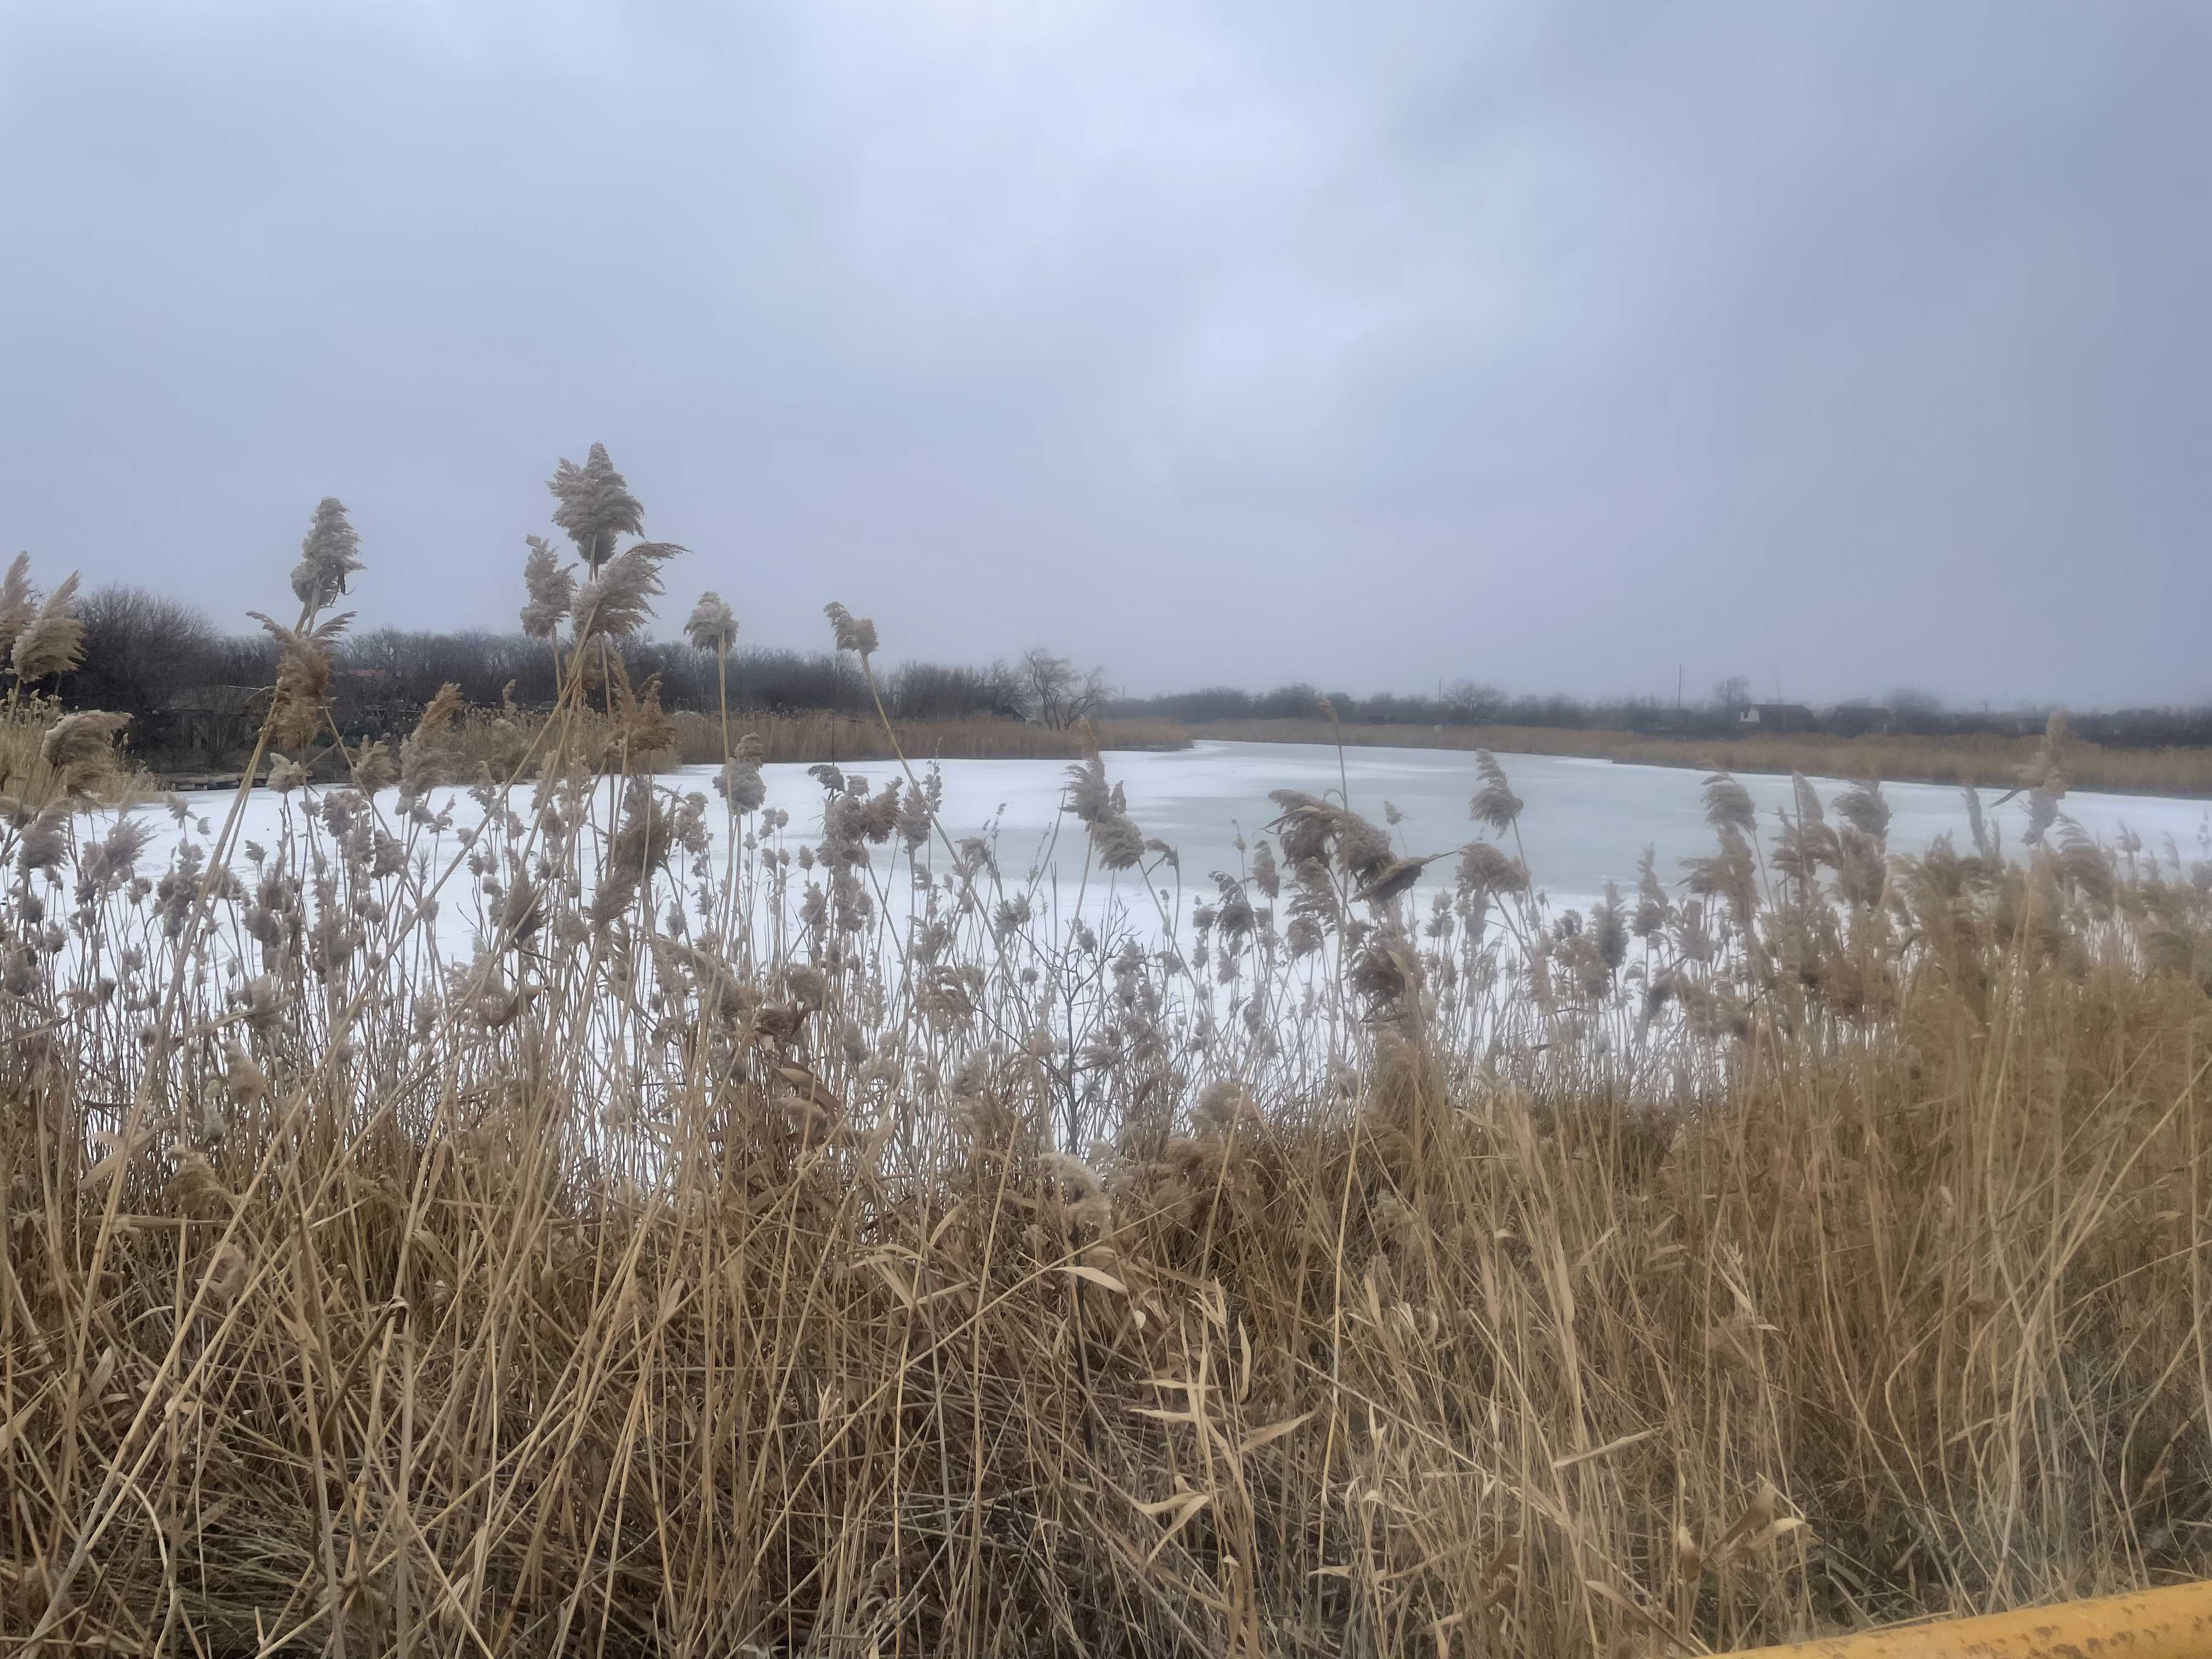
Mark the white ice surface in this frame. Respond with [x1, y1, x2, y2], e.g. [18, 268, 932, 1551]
[114, 741, 2212, 957]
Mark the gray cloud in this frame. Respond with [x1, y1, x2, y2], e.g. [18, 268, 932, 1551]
[3, 0, 2206, 706]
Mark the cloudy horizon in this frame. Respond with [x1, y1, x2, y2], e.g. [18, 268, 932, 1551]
[3, 1, 2207, 709]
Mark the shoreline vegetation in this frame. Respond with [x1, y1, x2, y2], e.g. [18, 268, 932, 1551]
[9, 459, 2212, 1654]
[506, 708, 1194, 767]
[143, 708, 1193, 791]
[1192, 715, 2212, 798]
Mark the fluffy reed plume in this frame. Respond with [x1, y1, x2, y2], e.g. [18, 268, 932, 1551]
[1064, 753, 1152, 871]
[38, 709, 128, 781]
[10, 570, 84, 682]
[1790, 769, 1825, 827]
[1702, 770, 1756, 834]
[0, 552, 35, 662]
[572, 540, 682, 644]
[1962, 783, 1997, 860]
[591, 781, 675, 923]
[289, 496, 363, 611]
[716, 755, 766, 811]
[1250, 837, 1279, 898]
[823, 600, 879, 658]
[2022, 707, 2073, 795]
[1683, 820, 1758, 918]
[1353, 848, 1453, 905]
[247, 609, 352, 747]
[520, 534, 576, 639]
[2015, 709, 2074, 845]
[609, 668, 675, 761]
[71, 811, 153, 894]
[685, 590, 738, 654]
[399, 681, 467, 793]
[549, 441, 644, 569]
[14, 798, 71, 874]
[1468, 747, 1524, 832]
[1267, 789, 1395, 887]
[353, 736, 398, 792]
[1457, 837, 1528, 896]
[1832, 777, 1891, 841]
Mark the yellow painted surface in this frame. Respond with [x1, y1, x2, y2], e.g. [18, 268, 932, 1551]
[1719, 1579, 2212, 1658]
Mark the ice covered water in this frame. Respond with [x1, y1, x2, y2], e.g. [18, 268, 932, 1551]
[130, 740, 2212, 960]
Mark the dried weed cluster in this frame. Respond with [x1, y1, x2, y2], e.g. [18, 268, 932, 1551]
[0, 555, 145, 810]
[5, 466, 2212, 1656]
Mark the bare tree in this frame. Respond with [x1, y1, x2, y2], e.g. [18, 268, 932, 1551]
[891, 659, 1026, 721]
[1019, 648, 1111, 730]
[63, 584, 221, 719]
[1253, 681, 1322, 720]
[1441, 679, 1506, 725]
[1886, 686, 1946, 732]
[1711, 675, 1753, 717]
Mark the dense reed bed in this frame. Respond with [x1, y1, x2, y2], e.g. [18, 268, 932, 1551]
[371, 705, 1190, 785]
[7, 476, 2212, 1655]
[650, 710, 1192, 765]
[1, 695, 145, 808]
[1197, 717, 2212, 798]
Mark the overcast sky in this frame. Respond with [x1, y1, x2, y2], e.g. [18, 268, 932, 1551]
[3, 1, 2206, 707]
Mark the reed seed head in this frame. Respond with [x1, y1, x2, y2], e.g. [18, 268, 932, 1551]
[41, 709, 128, 777]
[1469, 751, 1524, 834]
[12, 571, 84, 682]
[521, 535, 577, 640]
[290, 497, 364, 612]
[0, 552, 36, 663]
[549, 443, 645, 571]
[685, 590, 738, 655]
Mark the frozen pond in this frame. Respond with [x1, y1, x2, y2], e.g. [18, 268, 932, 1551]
[922, 740, 2210, 914]
[127, 741, 2212, 951]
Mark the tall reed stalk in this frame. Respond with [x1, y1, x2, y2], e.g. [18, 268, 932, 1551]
[4, 474, 2209, 1657]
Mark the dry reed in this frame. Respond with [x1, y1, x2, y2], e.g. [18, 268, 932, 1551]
[4, 472, 2210, 1657]
[0, 695, 144, 808]
[378, 706, 1192, 781]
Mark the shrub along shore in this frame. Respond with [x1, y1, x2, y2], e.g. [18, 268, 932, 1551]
[139, 708, 1191, 791]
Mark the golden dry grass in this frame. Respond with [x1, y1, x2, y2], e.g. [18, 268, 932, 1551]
[8, 826, 2210, 1655]
[10, 493, 2212, 1656]
[0, 695, 149, 808]
[1195, 718, 2212, 797]
[657, 709, 1191, 765]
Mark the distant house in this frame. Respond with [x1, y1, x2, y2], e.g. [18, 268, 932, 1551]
[1827, 703, 1894, 737]
[1738, 703, 1818, 733]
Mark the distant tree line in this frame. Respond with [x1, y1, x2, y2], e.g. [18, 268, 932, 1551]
[1110, 676, 2212, 747]
[55, 582, 1112, 765]
[52, 581, 2212, 763]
